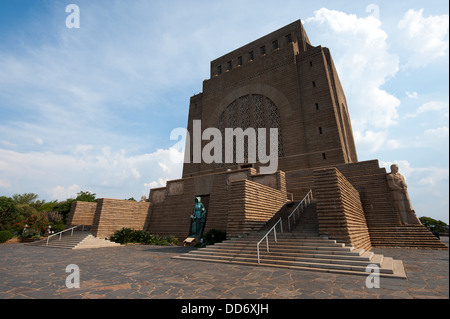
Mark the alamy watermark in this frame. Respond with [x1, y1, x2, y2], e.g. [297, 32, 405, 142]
[365, 264, 380, 289]
[366, 4, 380, 20]
[170, 120, 279, 174]
[65, 4, 80, 29]
[65, 264, 80, 289]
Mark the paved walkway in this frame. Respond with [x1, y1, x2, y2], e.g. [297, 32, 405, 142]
[0, 237, 448, 300]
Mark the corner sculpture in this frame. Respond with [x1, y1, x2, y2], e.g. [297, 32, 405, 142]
[386, 164, 422, 225]
[190, 197, 206, 237]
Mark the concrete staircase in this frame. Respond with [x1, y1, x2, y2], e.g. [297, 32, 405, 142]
[173, 204, 407, 279]
[26, 231, 121, 249]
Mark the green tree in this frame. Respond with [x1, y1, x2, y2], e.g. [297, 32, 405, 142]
[0, 196, 20, 230]
[36, 200, 59, 213]
[419, 216, 448, 233]
[53, 199, 75, 224]
[12, 193, 39, 205]
[75, 191, 97, 202]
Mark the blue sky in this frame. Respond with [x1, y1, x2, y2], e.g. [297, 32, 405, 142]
[0, 0, 448, 223]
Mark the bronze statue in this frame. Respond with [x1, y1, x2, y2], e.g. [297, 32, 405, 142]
[386, 164, 422, 225]
[190, 197, 206, 237]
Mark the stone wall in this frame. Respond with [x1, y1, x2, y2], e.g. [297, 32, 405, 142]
[285, 160, 402, 226]
[66, 201, 97, 228]
[90, 199, 151, 239]
[226, 178, 287, 238]
[313, 167, 372, 251]
[148, 169, 288, 239]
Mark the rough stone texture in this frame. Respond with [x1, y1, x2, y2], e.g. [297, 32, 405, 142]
[313, 167, 371, 251]
[90, 199, 151, 238]
[226, 178, 287, 238]
[66, 201, 97, 227]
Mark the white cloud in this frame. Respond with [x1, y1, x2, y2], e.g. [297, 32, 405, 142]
[144, 178, 169, 190]
[385, 139, 401, 150]
[417, 101, 449, 114]
[398, 9, 449, 68]
[49, 184, 81, 200]
[406, 91, 418, 99]
[424, 126, 449, 139]
[159, 162, 171, 173]
[0, 146, 183, 201]
[406, 101, 449, 118]
[354, 130, 387, 153]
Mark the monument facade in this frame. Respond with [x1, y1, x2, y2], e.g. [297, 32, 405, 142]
[67, 20, 446, 250]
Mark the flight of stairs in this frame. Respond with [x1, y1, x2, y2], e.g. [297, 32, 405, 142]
[368, 225, 448, 249]
[173, 203, 407, 279]
[26, 231, 121, 249]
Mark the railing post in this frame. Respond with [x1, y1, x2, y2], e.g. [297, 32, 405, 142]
[257, 243, 260, 264]
[266, 236, 269, 253]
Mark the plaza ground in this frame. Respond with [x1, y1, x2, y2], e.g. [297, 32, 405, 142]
[0, 237, 448, 299]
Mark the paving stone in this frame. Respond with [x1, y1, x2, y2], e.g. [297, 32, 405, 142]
[0, 242, 447, 300]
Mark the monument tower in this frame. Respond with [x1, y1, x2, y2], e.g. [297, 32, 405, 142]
[183, 20, 358, 179]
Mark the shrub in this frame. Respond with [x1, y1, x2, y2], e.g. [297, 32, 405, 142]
[11, 213, 48, 238]
[110, 228, 179, 246]
[110, 227, 135, 244]
[200, 229, 227, 246]
[49, 220, 66, 233]
[45, 211, 63, 223]
[0, 230, 13, 243]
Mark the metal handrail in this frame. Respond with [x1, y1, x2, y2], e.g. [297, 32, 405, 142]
[46, 225, 84, 246]
[256, 218, 283, 264]
[287, 190, 313, 232]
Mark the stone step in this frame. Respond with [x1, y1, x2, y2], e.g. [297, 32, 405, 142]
[172, 201, 407, 279]
[173, 255, 406, 279]
[208, 242, 354, 253]
[222, 238, 345, 247]
[199, 244, 363, 258]
[179, 253, 382, 273]
[26, 232, 121, 249]
[74, 235, 122, 249]
[186, 249, 380, 266]
[220, 238, 340, 246]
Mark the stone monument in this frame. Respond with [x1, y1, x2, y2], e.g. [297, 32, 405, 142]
[386, 164, 422, 225]
[190, 197, 206, 237]
[67, 19, 447, 249]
